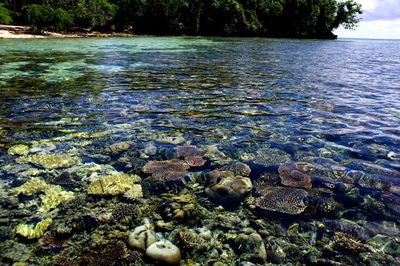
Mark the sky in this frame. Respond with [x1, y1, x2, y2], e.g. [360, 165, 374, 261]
[334, 0, 400, 39]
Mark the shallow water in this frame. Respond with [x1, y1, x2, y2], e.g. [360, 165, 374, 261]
[0, 37, 399, 265]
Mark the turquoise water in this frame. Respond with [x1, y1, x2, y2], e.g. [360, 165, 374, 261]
[0, 37, 399, 265]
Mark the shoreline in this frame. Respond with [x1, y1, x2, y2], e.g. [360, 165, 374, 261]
[0, 24, 136, 39]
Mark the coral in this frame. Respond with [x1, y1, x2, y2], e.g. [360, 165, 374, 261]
[104, 141, 132, 155]
[333, 232, 366, 252]
[254, 147, 291, 165]
[38, 232, 69, 250]
[80, 241, 130, 266]
[278, 163, 312, 189]
[124, 184, 143, 200]
[38, 185, 75, 212]
[146, 240, 181, 265]
[184, 156, 206, 167]
[143, 159, 189, 181]
[176, 145, 205, 158]
[10, 178, 48, 196]
[155, 134, 185, 145]
[16, 154, 79, 169]
[255, 185, 308, 214]
[10, 178, 74, 212]
[206, 170, 253, 205]
[8, 144, 29, 156]
[111, 203, 141, 223]
[87, 173, 141, 195]
[175, 230, 197, 252]
[16, 218, 53, 239]
[128, 218, 156, 250]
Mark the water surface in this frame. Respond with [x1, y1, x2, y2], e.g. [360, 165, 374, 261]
[0, 37, 399, 265]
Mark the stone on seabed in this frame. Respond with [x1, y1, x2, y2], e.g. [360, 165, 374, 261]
[146, 240, 181, 264]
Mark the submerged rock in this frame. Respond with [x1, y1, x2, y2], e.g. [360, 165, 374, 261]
[233, 233, 267, 262]
[146, 240, 181, 265]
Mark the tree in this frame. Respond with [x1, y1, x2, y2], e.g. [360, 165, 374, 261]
[0, 2, 12, 24]
[330, 0, 362, 30]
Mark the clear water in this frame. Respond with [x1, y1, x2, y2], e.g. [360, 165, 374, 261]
[0, 37, 399, 265]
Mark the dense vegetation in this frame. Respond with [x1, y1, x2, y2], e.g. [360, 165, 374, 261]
[1, 0, 362, 38]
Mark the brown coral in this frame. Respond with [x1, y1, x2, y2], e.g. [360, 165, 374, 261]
[176, 145, 205, 158]
[111, 203, 141, 223]
[143, 159, 189, 181]
[184, 156, 206, 167]
[255, 185, 308, 214]
[278, 163, 312, 189]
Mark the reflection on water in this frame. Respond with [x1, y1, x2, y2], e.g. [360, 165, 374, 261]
[0, 37, 399, 265]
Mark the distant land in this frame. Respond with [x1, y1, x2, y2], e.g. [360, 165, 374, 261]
[0, 0, 362, 39]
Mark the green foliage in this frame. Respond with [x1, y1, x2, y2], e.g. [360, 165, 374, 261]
[24, 4, 72, 31]
[73, 0, 117, 28]
[0, 3, 12, 24]
[15, 0, 364, 38]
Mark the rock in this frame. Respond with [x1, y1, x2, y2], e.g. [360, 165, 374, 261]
[233, 233, 267, 262]
[205, 170, 253, 206]
[146, 240, 181, 265]
[128, 218, 156, 250]
[8, 144, 29, 156]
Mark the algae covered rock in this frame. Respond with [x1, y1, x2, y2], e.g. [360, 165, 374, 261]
[16, 218, 52, 239]
[16, 154, 79, 169]
[87, 173, 141, 195]
[146, 240, 181, 265]
[8, 144, 29, 156]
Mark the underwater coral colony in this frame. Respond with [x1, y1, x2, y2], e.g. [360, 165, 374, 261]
[1, 141, 399, 266]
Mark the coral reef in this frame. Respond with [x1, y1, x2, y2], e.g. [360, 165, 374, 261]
[146, 240, 181, 265]
[254, 147, 291, 165]
[205, 170, 253, 205]
[278, 163, 312, 189]
[128, 218, 157, 250]
[16, 218, 53, 239]
[87, 173, 141, 195]
[176, 145, 205, 158]
[8, 144, 29, 156]
[10, 178, 74, 212]
[143, 160, 189, 181]
[16, 154, 79, 169]
[255, 185, 308, 214]
[184, 156, 206, 167]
